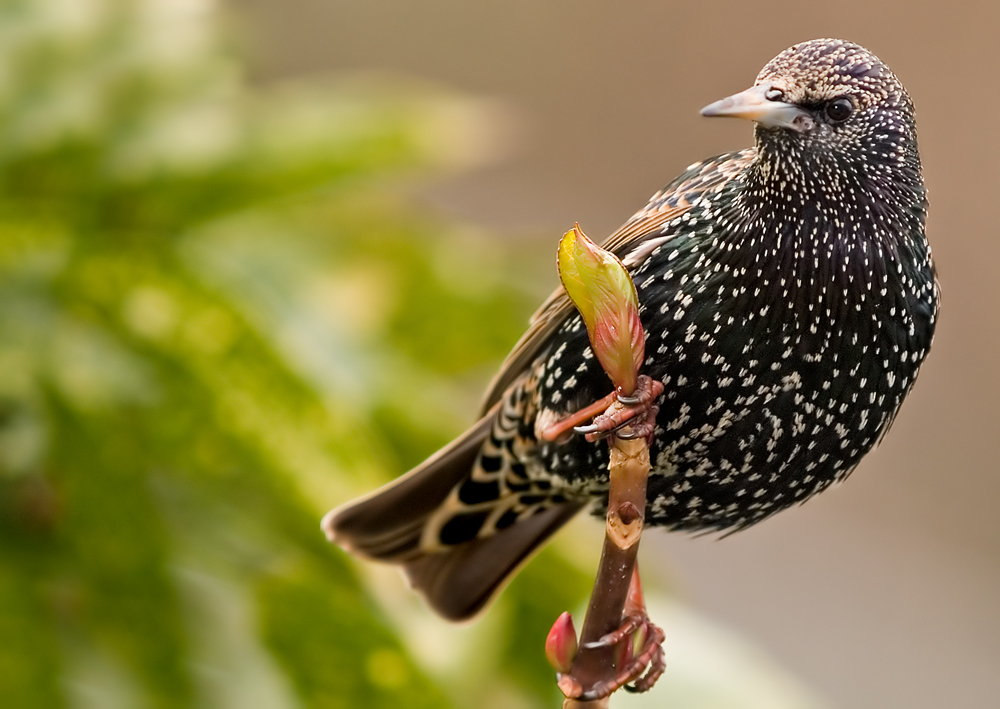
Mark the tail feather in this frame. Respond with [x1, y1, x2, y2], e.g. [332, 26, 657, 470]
[323, 406, 498, 561]
[402, 501, 583, 621]
[322, 402, 583, 621]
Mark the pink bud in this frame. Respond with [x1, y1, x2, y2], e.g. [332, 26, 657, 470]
[545, 611, 579, 672]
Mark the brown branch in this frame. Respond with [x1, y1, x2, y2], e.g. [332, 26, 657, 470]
[559, 434, 650, 707]
[548, 225, 665, 705]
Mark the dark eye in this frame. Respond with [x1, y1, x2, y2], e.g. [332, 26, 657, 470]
[825, 97, 853, 122]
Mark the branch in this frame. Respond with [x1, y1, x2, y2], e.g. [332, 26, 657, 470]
[544, 225, 665, 705]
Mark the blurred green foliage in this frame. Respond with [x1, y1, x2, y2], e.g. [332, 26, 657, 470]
[0, 0, 591, 706]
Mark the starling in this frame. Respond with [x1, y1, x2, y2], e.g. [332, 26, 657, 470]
[326, 39, 939, 621]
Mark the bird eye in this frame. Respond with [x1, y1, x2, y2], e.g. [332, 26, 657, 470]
[825, 97, 853, 122]
[765, 88, 784, 102]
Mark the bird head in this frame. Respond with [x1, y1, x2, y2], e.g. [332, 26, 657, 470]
[701, 39, 915, 159]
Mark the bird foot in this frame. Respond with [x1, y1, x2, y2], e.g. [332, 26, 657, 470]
[555, 564, 666, 701]
[573, 375, 664, 444]
[558, 612, 666, 700]
[595, 613, 665, 695]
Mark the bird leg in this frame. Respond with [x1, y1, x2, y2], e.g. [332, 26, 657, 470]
[559, 565, 666, 701]
[572, 375, 664, 444]
[589, 564, 665, 696]
[538, 390, 620, 443]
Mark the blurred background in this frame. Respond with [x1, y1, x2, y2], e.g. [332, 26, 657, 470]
[2, 0, 996, 707]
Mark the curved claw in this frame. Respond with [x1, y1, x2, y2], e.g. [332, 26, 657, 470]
[577, 419, 632, 442]
[616, 393, 642, 405]
[582, 615, 642, 649]
[573, 613, 665, 700]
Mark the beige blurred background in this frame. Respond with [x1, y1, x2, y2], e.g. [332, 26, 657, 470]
[229, 1, 999, 707]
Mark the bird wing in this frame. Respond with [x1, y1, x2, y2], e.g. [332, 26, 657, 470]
[479, 149, 754, 414]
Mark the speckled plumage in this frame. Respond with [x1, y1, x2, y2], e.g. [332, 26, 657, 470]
[327, 39, 939, 620]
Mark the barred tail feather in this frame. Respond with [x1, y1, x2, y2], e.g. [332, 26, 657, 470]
[323, 406, 498, 562]
[402, 501, 582, 621]
[322, 402, 583, 621]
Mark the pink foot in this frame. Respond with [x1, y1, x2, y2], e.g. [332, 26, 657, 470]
[555, 565, 667, 701]
[573, 375, 664, 444]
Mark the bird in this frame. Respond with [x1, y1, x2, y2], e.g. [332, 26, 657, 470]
[325, 39, 939, 622]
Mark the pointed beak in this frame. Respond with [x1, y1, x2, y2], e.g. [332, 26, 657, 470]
[701, 83, 812, 132]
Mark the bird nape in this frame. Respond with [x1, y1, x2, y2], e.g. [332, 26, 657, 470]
[324, 38, 939, 622]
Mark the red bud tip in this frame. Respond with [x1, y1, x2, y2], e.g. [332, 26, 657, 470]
[545, 611, 579, 672]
